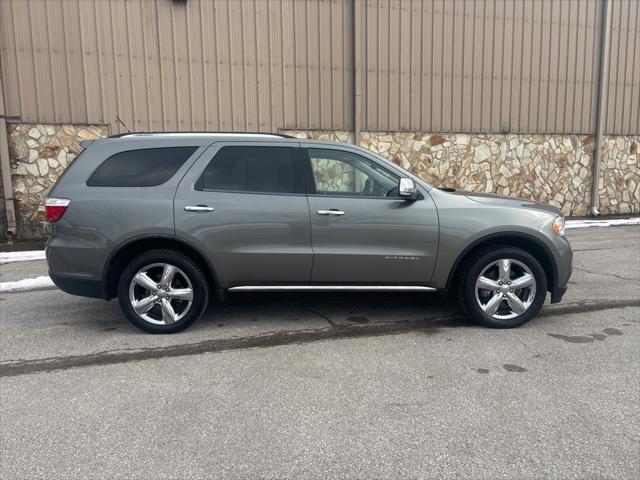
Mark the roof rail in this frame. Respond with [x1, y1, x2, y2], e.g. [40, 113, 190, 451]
[107, 131, 295, 139]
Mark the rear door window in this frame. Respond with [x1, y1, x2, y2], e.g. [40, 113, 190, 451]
[87, 147, 197, 187]
[197, 146, 296, 194]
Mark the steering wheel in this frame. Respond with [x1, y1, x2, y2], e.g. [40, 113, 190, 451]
[363, 178, 374, 196]
[384, 186, 398, 197]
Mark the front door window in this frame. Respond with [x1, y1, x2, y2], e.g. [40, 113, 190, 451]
[306, 149, 400, 198]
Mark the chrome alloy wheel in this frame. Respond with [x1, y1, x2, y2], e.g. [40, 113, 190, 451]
[128, 263, 194, 325]
[474, 258, 536, 320]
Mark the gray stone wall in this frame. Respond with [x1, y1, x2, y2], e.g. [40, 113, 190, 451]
[285, 130, 639, 217]
[599, 137, 640, 215]
[6, 123, 109, 240]
[1, 124, 637, 241]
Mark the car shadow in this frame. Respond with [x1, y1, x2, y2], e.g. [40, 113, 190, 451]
[199, 290, 471, 329]
[61, 290, 470, 335]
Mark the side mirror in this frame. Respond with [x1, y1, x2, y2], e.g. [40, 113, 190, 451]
[399, 177, 418, 200]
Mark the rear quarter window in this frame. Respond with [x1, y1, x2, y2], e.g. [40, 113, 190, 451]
[87, 146, 197, 187]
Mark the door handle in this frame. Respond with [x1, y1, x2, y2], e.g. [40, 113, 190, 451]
[184, 205, 215, 212]
[317, 209, 345, 216]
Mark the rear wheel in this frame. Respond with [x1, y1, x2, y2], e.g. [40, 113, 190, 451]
[457, 246, 547, 328]
[118, 249, 209, 333]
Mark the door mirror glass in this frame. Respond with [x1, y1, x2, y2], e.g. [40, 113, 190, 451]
[399, 178, 418, 199]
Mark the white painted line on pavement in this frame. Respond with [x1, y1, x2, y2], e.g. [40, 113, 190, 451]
[0, 250, 46, 264]
[566, 218, 640, 229]
[0, 276, 55, 293]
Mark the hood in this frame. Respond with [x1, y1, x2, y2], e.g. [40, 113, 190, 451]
[447, 190, 563, 216]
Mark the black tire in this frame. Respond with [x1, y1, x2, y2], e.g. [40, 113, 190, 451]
[118, 249, 209, 333]
[457, 245, 547, 328]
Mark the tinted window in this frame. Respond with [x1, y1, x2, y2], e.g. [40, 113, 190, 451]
[87, 147, 197, 187]
[307, 148, 399, 197]
[199, 146, 295, 194]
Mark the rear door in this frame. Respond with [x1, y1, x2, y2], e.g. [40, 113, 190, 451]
[174, 141, 312, 287]
[302, 145, 439, 285]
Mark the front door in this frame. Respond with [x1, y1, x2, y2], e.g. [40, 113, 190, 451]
[174, 142, 312, 287]
[303, 146, 439, 285]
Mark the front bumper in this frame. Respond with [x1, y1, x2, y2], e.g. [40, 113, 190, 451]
[549, 241, 572, 304]
[546, 226, 573, 304]
[550, 285, 567, 303]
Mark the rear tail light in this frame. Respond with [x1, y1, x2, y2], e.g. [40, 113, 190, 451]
[45, 198, 70, 222]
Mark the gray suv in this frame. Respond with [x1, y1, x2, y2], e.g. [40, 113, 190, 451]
[45, 133, 572, 333]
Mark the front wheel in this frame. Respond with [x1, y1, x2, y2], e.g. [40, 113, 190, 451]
[457, 246, 547, 328]
[118, 249, 209, 333]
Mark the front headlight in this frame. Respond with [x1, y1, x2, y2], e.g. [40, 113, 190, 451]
[552, 216, 566, 236]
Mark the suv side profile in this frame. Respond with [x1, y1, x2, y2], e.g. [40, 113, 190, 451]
[45, 133, 572, 333]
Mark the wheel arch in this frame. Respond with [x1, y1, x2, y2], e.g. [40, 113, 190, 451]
[103, 235, 220, 299]
[445, 232, 558, 294]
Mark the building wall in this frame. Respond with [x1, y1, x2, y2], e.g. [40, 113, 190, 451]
[0, 178, 5, 239]
[1, 0, 639, 240]
[1, 0, 638, 135]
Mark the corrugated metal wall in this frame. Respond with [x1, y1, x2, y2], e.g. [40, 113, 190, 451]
[0, 0, 354, 133]
[603, 0, 640, 135]
[1, 0, 638, 135]
[360, 0, 638, 135]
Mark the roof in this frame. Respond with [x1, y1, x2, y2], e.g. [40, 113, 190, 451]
[81, 131, 319, 149]
[108, 132, 295, 140]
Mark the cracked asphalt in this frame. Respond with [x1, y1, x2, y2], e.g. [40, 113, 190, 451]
[1, 226, 639, 479]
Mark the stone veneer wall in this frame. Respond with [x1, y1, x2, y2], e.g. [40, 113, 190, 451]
[599, 137, 640, 215]
[0, 125, 637, 240]
[284, 130, 639, 217]
[5, 123, 109, 239]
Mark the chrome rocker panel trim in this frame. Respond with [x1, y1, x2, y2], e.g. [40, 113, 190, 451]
[227, 285, 438, 292]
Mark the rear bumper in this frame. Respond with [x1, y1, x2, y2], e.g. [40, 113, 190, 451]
[49, 272, 108, 299]
[46, 231, 110, 299]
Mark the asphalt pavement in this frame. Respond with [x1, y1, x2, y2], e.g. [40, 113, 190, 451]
[1, 226, 639, 479]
